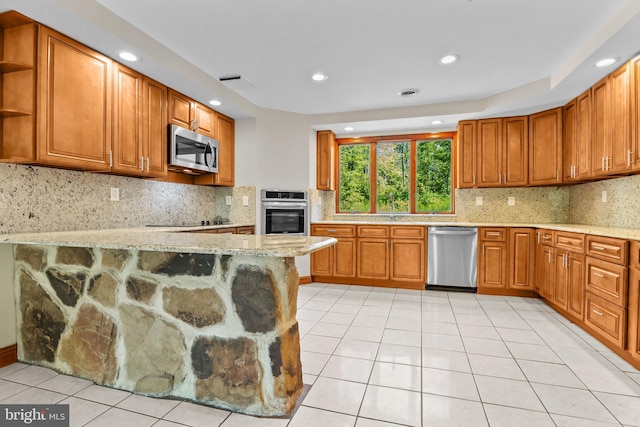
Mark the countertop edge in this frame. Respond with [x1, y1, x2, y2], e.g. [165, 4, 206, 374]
[312, 221, 640, 241]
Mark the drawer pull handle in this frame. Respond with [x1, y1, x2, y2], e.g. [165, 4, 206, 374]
[593, 309, 604, 316]
[592, 272, 605, 278]
[327, 229, 337, 233]
[486, 232, 501, 237]
[592, 246, 606, 251]
[558, 239, 570, 244]
[542, 236, 551, 240]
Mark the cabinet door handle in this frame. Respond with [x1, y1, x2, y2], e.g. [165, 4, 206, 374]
[548, 251, 551, 263]
[628, 150, 632, 166]
[592, 271, 605, 278]
[109, 150, 113, 168]
[146, 157, 150, 172]
[593, 309, 604, 316]
[537, 232, 540, 244]
[602, 156, 605, 171]
[140, 156, 145, 171]
[606, 156, 610, 170]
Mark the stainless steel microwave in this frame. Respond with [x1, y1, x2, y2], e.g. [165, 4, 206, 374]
[169, 124, 219, 173]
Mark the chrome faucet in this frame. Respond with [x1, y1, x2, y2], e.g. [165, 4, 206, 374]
[389, 192, 395, 219]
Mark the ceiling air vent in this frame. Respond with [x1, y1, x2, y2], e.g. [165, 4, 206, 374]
[219, 75, 254, 89]
[399, 88, 420, 97]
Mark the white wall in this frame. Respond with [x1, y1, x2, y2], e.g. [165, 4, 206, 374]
[235, 108, 315, 276]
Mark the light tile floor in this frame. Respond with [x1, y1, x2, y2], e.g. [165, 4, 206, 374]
[2, 283, 640, 426]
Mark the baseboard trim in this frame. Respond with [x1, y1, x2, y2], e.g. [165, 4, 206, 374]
[299, 276, 312, 285]
[0, 344, 17, 368]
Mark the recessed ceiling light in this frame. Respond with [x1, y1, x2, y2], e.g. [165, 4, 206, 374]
[439, 54, 459, 65]
[432, 120, 443, 125]
[312, 73, 328, 81]
[344, 126, 354, 131]
[118, 51, 139, 62]
[398, 88, 420, 97]
[595, 57, 618, 68]
[209, 99, 222, 106]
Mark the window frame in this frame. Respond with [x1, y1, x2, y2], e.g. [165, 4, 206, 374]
[335, 131, 457, 214]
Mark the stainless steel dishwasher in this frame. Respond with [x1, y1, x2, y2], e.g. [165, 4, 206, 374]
[427, 226, 478, 291]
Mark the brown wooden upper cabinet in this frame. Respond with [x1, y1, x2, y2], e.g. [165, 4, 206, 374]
[37, 26, 113, 171]
[457, 121, 476, 188]
[529, 108, 563, 186]
[212, 113, 235, 186]
[563, 91, 592, 182]
[316, 130, 335, 190]
[111, 65, 168, 178]
[592, 62, 632, 176]
[167, 88, 217, 139]
[458, 116, 527, 188]
[631, 55, 640, 171]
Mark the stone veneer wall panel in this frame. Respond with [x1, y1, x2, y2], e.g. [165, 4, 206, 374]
[13, 244, 302, 416]
[0, 163, 217, 234]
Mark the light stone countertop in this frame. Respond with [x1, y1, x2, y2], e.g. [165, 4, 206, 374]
[313, 220, 640, 241]
[0, 225, 337, 257]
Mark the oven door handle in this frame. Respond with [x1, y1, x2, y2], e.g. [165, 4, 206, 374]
[263, 202, 308, 208]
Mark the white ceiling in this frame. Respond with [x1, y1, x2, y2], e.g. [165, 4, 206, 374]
[3, 0, 640, 136]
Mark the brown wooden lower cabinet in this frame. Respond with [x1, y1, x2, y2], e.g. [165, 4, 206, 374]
[585, 291, 627, 348]
[479, 227, 536, 296]
[478, 240, 508, 289]
[628, 265, 640, 364]
[509, 228, 535, 290]
[357, 238, 389, 280]
[310, 224, 357, 279]
[390, 239, 425, 283]
[311, 224, 425, 289]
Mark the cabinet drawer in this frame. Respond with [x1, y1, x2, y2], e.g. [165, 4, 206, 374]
[311, 225, 356, 238]
[539, 229, 554, 245]
[554, 231, 585, 253]
[585, 257, 628, 306]
[585, 291, 627, 349]
[358, 225, 389, 238]
[630, 240, 640, 270]
[480, 227, 507, 241]
[391, 226, 425, 239]
[586, 235, 628, 265]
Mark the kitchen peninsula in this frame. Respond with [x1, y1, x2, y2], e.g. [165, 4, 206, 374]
[0, 228, 336, 416]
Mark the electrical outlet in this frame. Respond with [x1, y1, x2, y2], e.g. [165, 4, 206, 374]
[508, 196, 515, 206]
[242, 196, 249, 206]
[475, 197, 483, 206]
[601, 191, 607, 203]
[225, 195, 232, 205]
[110, 187, 120, 201]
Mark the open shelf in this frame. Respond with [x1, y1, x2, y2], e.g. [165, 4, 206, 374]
[0, 61, 32, 73]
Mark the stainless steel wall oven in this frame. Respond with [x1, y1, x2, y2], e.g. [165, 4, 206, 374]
[261, 190, 308, 235]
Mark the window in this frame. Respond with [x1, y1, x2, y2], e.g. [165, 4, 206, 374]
[336, 132, 455, 214]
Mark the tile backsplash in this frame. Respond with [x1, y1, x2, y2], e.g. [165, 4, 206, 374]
[315, 186, 570, 224]
[0, 163, 217, 234]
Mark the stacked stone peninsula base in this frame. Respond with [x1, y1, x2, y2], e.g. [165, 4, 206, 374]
[14, 244, 303, 416]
